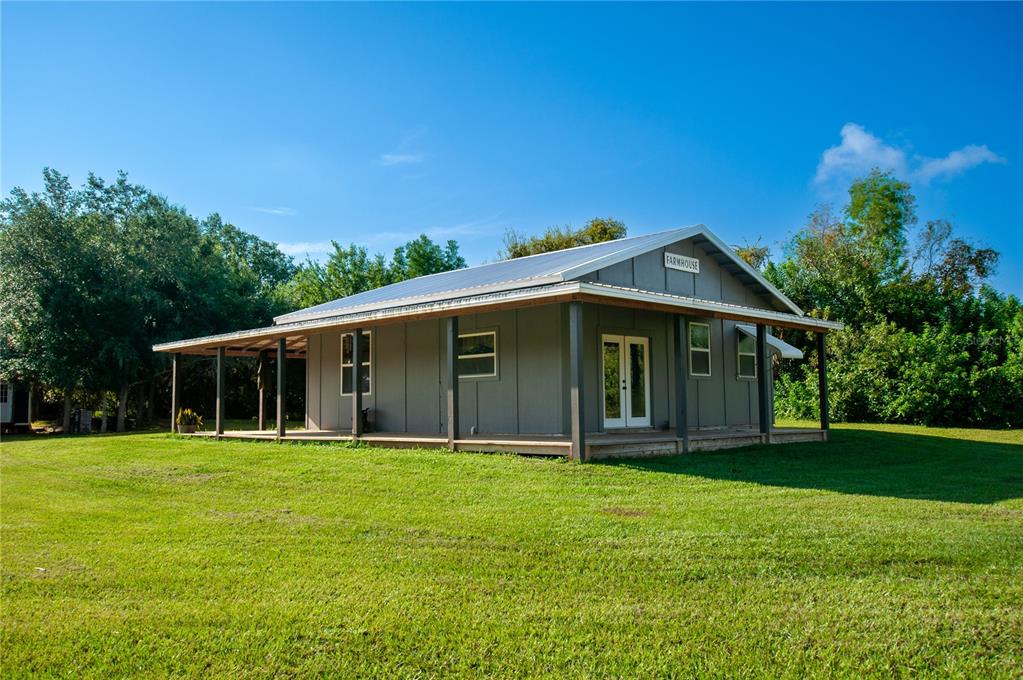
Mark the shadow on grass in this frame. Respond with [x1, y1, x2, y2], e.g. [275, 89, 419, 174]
[600, 427, 1023, 505]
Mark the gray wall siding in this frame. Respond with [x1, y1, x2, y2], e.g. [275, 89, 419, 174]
[592, 237, 776, 312]
[405, 319, 441, 433]
[579, 303, 762, 432]
[303, 300, 765, 435]
[304, 305, 564, 435]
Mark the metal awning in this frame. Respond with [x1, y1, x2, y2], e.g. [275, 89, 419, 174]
[736, 324, 804, 359]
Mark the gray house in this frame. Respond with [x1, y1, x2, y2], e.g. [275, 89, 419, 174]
[154, 225, 841, 460]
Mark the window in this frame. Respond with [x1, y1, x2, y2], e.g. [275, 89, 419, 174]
[0, 383, 8, 404]
[737, 332, 757, 379]
[458, 331, 497, 379]
[341, 331, 371, 395]
[688, 322, 711, 377]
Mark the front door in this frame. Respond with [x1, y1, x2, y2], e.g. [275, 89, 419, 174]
[601, 335, 651, 429]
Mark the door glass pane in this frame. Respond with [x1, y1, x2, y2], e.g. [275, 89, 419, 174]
[603, 341, 621, 419]
[629, 343, 646, 418]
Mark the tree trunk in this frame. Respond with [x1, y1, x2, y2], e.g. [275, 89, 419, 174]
[116, 384, 129, 432]
[62, 392, 72, 433]
[100, 411, 108, 433]
[137, 383, 146, 428]
[146, 381, 155, 425]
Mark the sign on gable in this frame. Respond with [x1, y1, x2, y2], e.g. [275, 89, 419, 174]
[664, 252, 700, 274]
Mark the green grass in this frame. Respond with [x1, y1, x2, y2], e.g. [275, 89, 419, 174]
[2, 424, 1021, 677]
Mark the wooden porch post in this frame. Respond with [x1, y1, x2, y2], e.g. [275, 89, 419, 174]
[274, 335, 286, 439]
[816, 332, 830, 433]
[257, 349, 268, 431]
[756, 323, 772, 442]
[673, 314, 690, 453]
[276, 338, 287, 440]
[446, 316, 459, 450]
[215, 347, 225, 437]
[170, 353, 181, 434]
[351, 328, 363, 438]
[568, 301, 586, 462]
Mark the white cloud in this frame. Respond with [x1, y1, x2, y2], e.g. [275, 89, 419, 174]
[251, 206, 298, 216]
[914, 145, 1007, 184]
[377, 153, 424, 167]
[814, 123, 907, 184]
[275, 240, 334, 257]
[814, 123, 1007, 188]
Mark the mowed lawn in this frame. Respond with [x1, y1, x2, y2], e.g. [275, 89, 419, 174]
[2, 425, 1022, 677]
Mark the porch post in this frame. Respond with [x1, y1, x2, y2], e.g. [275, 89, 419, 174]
[568, 301, 586, 461]
[351, 328, 363, 438]
[170, 353, 181, 434]
[257, 349, 267, 431]
[816, 332, 830, 432]
[446, 316, 459, 450]
[276, 338, 287, 440]
[756, 323, 772, 441]
[215, 347, 225, 437]
[673, 314, 690, 453]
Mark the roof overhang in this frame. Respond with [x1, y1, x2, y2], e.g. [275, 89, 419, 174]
[736, 323, 804, 359]
[153, 281, 842, 356]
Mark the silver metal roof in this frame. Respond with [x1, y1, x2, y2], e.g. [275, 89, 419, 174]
[736, 324, 804, 360]
[154, 280, 840, 356]
[275, 225, 803, 324]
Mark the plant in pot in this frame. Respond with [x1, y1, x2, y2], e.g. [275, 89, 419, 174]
[175, 408, 204, 434]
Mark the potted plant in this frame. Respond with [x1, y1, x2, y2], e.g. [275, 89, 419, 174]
[175, 408, 203, 434]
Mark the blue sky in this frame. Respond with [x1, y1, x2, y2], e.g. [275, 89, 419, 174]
[3, 2, 1021, 294]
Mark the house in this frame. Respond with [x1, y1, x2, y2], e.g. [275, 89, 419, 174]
[153, 225, 842, 460]
[0, 381, 33, 434]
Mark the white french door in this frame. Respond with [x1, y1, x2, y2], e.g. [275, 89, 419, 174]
[601, 335, 651, 429]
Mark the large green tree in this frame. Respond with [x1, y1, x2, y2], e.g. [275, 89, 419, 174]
[0, 169, 294, 431]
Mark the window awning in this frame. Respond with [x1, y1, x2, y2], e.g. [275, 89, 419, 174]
[736, 324, 804, 360]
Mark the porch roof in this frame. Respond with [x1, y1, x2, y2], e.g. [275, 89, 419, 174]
[152, 281, 843, 357]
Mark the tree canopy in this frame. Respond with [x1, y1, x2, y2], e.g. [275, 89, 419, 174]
[501, 217, 626, 259]
[277, 235, 466, 311]
[759, 170, 1021, 427]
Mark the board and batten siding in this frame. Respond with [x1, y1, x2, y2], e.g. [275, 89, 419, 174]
[304, 305, 565, 435]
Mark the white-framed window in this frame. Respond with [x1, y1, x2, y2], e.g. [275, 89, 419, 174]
[688, 322, 711, 377]
[458, 331, 497, 379]
[737, 332, 757, 379]
[0, 383, 8, 404]
[341, 331, 371, 395]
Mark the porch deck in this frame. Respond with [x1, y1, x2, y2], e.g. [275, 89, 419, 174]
[184, 427, 827, 459]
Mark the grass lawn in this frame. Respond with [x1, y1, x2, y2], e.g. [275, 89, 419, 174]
[2, 424, 1021, 677]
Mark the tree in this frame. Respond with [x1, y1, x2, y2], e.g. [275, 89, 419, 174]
[733, 238, 770, 269]
[276, 235, 466, 310]
[1, 169, 296, 431]
[390, 235, 465, 281]
[766, 170, 1019, 427]
[500, 217, 626, 259]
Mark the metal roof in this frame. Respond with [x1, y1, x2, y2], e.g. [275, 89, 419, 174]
[736, 324, 804, 360]
[274, 225, 804, 325]
[154, 280, 841, 356]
